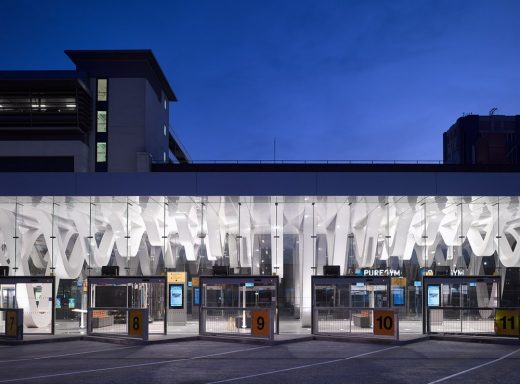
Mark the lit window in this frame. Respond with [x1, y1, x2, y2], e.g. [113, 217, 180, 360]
[164, 99, 167, 110]
[164, 124, 167, 136]
[163, 152, 166, 163]
[97, 79, 107, 101]
[96, 142, 107, 162]
[97, 111, 107, 132]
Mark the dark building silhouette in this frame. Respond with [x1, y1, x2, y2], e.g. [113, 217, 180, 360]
[443, 114, 520, 165]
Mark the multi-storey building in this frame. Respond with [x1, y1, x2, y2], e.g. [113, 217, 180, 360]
[0, 50, 190, 172]
[443, 114, 520, 165]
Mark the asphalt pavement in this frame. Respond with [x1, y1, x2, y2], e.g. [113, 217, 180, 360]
[0, 339, 518, 383]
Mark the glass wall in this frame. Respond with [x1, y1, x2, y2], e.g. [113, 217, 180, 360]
[0, 195, 517, 333]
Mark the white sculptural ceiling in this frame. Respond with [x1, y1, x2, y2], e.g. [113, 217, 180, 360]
[0, 195, 518, 282]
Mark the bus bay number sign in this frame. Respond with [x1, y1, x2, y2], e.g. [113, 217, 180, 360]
[373, 310, 396, 337]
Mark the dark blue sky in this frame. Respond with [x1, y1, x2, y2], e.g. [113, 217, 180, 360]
[1, 1, 519, 161]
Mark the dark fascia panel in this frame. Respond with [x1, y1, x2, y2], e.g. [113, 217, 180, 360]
[64, 50, 177, 101]
[150, 163, 520, 173]
[0, 70, 81, 80]
[0, 70, 90, 94]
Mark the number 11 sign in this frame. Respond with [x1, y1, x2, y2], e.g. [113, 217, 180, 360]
[495, 309, 519, 336]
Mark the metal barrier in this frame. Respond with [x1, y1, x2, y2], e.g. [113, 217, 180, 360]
[426, 307, 518, 336]
[200, 306, 275, 341]
[0, 308, 23, 340]
[312, 307, 399, 340]
[87, 308, 149, 340]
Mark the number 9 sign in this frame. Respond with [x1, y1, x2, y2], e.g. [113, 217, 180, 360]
[251, 310, 270, 337]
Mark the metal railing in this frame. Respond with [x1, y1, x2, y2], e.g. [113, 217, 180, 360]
[312, 307, 399, 340]
[153, 159, 444, 165]
[426, 307, 501, 335]
[200, 306, 275, 341]
[87, 308, 149, 340]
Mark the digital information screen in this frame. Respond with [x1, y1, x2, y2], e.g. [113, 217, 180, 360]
[169, 284, 184, 309]
[392, 287, 404, 306]
[427, 285, 440, 307]
[194, 287, 200, 306]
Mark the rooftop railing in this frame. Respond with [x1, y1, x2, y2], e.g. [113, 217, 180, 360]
[154, 159, 444, 165]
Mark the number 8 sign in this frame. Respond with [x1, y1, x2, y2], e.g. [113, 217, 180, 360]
[128, 309, 143, 338]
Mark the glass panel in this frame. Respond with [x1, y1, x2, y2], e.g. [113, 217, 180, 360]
[96, 111, 107, 132]
[96, 142, 107, 162]
[97, 79, 107, 101]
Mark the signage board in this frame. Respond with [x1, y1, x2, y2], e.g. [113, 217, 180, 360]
[167, 272, 186, 284]
[373, 310, 396, 337]
[251, 310, 270, 337]
[128, 309, 144, 338]
[5, 310, 18, 338]
[495, 309, 519, 336]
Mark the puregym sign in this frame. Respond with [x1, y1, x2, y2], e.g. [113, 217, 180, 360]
[362, 268, 402, 277]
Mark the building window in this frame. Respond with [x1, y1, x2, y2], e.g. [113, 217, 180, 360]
[97, 111, 107, 132]
[97, 79, 107, 101]
[164, 124, 167, 136]
[164, 98, 167, 110]
[96, 142, 107, 162]
[163, 152, 166, 163]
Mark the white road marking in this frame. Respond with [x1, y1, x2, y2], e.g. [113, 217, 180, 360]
[206, 345, 400, 383]
[0, 345, 137, 363]
[427, 347, 520, 384]
[0, 345, 270, 383]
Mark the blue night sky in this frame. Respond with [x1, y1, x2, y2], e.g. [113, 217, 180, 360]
[1, 1, 519, 161]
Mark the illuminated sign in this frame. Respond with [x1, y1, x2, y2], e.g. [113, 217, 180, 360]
[427, 285, 440, 307]
[169, 284, 184, 309]
[362, 269, 401, 277]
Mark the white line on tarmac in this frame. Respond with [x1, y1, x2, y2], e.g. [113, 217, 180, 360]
[0, 345, 270, 383]
[427, 347, 520, 384]
[206, 345, 400, 384]
[0, 345, 138, 363]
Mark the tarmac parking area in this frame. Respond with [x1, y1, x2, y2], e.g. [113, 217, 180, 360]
[0, 339, 518, 384]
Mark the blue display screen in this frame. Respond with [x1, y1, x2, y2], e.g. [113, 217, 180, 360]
[427, 285, 440, 307]
[392, 287, 404, 305]
[194, 287, 200, 306]
[169, 284, 184, 309]
[245, 282, 254, 288]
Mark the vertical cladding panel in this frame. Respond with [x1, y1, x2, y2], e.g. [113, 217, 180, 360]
[144, 82, 169, 164]
[107, 78, 146, 172]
